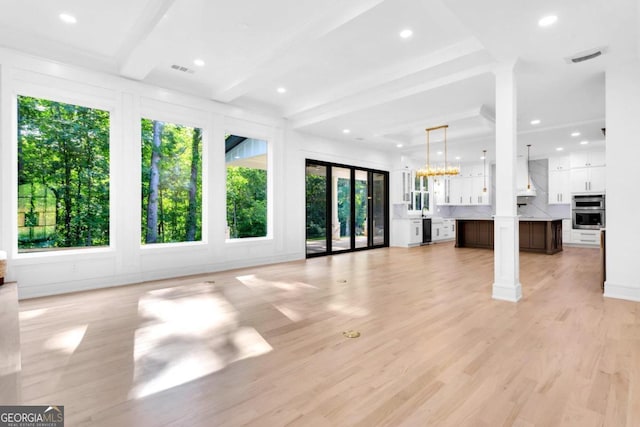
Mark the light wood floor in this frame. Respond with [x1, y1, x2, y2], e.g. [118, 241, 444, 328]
[14, 243, 640, 426]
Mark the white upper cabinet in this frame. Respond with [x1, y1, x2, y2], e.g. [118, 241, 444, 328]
[548, 156, 571, 204]
[548, 156, 570, 171]
[568, 150, 606, 194]
[570, 151, 606, 168]
[435, 163, 490, 206]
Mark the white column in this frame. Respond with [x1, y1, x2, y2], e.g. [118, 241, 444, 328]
[492, 61, 522, 302]
[604, 58, 640, 301]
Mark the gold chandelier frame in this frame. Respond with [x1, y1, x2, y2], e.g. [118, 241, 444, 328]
[416, 125, 460, 177]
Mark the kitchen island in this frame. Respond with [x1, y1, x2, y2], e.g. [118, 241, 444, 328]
[455, 217, 563, 254]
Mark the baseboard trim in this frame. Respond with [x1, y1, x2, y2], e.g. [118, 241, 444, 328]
[17, 252, 304, 299]
[604, 281, 640, 302]
[492, 282, 523, 302]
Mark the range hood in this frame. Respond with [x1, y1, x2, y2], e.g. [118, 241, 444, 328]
[517, 183, 537, 197]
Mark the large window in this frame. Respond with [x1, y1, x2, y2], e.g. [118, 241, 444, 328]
[17, 96, 110, 252]
[141, 119, 202, 244]
[225, 135, 267, 239]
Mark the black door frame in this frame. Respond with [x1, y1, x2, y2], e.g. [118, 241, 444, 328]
[305, 159, 389, 258]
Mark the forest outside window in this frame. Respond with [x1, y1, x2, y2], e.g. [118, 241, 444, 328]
[141, 119, 202, 244]
[17, 95, 110, 253]
[225, 135, 267, 239]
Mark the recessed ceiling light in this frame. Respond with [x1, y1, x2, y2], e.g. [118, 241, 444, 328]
[193, 59, 205, 67]
[556, 147, 564, 151]
[437, 151, 443, 155]
[480, 156, 486, 160]
[399, 29, 413, 39]
[455, 156, 461, 160]
[396, 144, 403, 148]
[538, 15, 558, 27]
[530, 119, 541, 125]
[276, 87, 287, 94]
[342, 129, 350, 134]
[580, 140, 589, 145]
[571, 131, 581, 137]
[59, 13, 77, 24]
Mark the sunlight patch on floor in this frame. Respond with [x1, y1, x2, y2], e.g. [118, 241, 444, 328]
[19, 308, 47, 321]
[129, 284, 272, 399]
[44, 325, 88, 354]
[236, 274, 319, 321]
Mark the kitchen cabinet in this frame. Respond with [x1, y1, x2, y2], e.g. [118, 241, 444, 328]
[519, 221, 547, 250]
[570, 166, 605, 193]
[435, 163, 490, 206]
[431, 218, 454, 242]
[391, 169, 413, 205]
[549, 156, 570, 171]
[571, 229, 600, 246]
[390, 218, 423, 247]
[570, 151, 605, 168]
[562, 219, 572, 244]
[392, 169, 431, 213]
[455, 218, 563, 254]
[434, 178, 447, 206]
[548, 169, 570, 204]
[456, 220, 494, 249]
[569, 150, 606, 194]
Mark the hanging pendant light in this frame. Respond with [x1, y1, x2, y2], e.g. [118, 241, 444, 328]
[527, 144, 532, 190]
[416, 125, 459, 177]
[482, 149, 487, 193]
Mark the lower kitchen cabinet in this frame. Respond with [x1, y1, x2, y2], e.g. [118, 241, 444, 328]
[390, 218, 423, 247]
[571, 229, 600, 246]
[455, 218, 563, 254]
[431, 218, 455, 242]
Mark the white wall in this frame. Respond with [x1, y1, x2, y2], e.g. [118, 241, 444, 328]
[0, 48, 392, 299]
[604, 58, 640, 301]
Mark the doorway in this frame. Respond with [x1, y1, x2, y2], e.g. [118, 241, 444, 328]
[305, 159, 388, 257]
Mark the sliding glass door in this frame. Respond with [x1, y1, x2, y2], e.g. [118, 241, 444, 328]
[306, 160, 388, 257]
[305, 163, 328, 255]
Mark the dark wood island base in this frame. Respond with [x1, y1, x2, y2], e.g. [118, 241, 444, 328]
[455, 218, 563, 254]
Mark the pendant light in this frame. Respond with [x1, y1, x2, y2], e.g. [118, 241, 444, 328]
[482, 149, 487, 193]
[526, 144, 532, 190]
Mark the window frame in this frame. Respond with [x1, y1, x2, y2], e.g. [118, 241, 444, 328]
[138, 98, 209, 250]
[11, 82, 117, 259]
[223, 124, 273, 244]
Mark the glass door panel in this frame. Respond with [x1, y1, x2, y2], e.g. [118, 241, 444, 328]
[372, 172, 386, 246]
[306, 163, 328, 255]
[332, 166, 352, 252]
[355, 170, 369, 249]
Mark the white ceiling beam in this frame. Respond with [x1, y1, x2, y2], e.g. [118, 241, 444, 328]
[211, 0, 386, 103]
[118, 0, 177, 80]
[372, 106, 488, 137]
[290, 64, 495, 130]
[284, 38, 486, 117]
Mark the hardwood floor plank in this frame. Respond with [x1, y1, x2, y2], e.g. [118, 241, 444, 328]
[13, 244, 640, 426]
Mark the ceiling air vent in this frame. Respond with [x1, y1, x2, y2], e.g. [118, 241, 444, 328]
[564, 47, 607, 64]
[170, 64, 195, 74]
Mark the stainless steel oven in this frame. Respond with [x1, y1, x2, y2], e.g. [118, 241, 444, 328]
[572, 195, 605, 230]
[572, 195, 605, 210]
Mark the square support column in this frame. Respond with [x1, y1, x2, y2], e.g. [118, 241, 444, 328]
[492, 61, 521, 302]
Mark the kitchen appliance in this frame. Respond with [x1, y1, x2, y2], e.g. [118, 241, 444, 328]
[573, 194, 605, 229]
[422, 218, 432, 244]
[572, 195, 605, 210]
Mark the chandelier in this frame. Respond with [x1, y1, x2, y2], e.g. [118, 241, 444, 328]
[416, 124, 460, 177]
